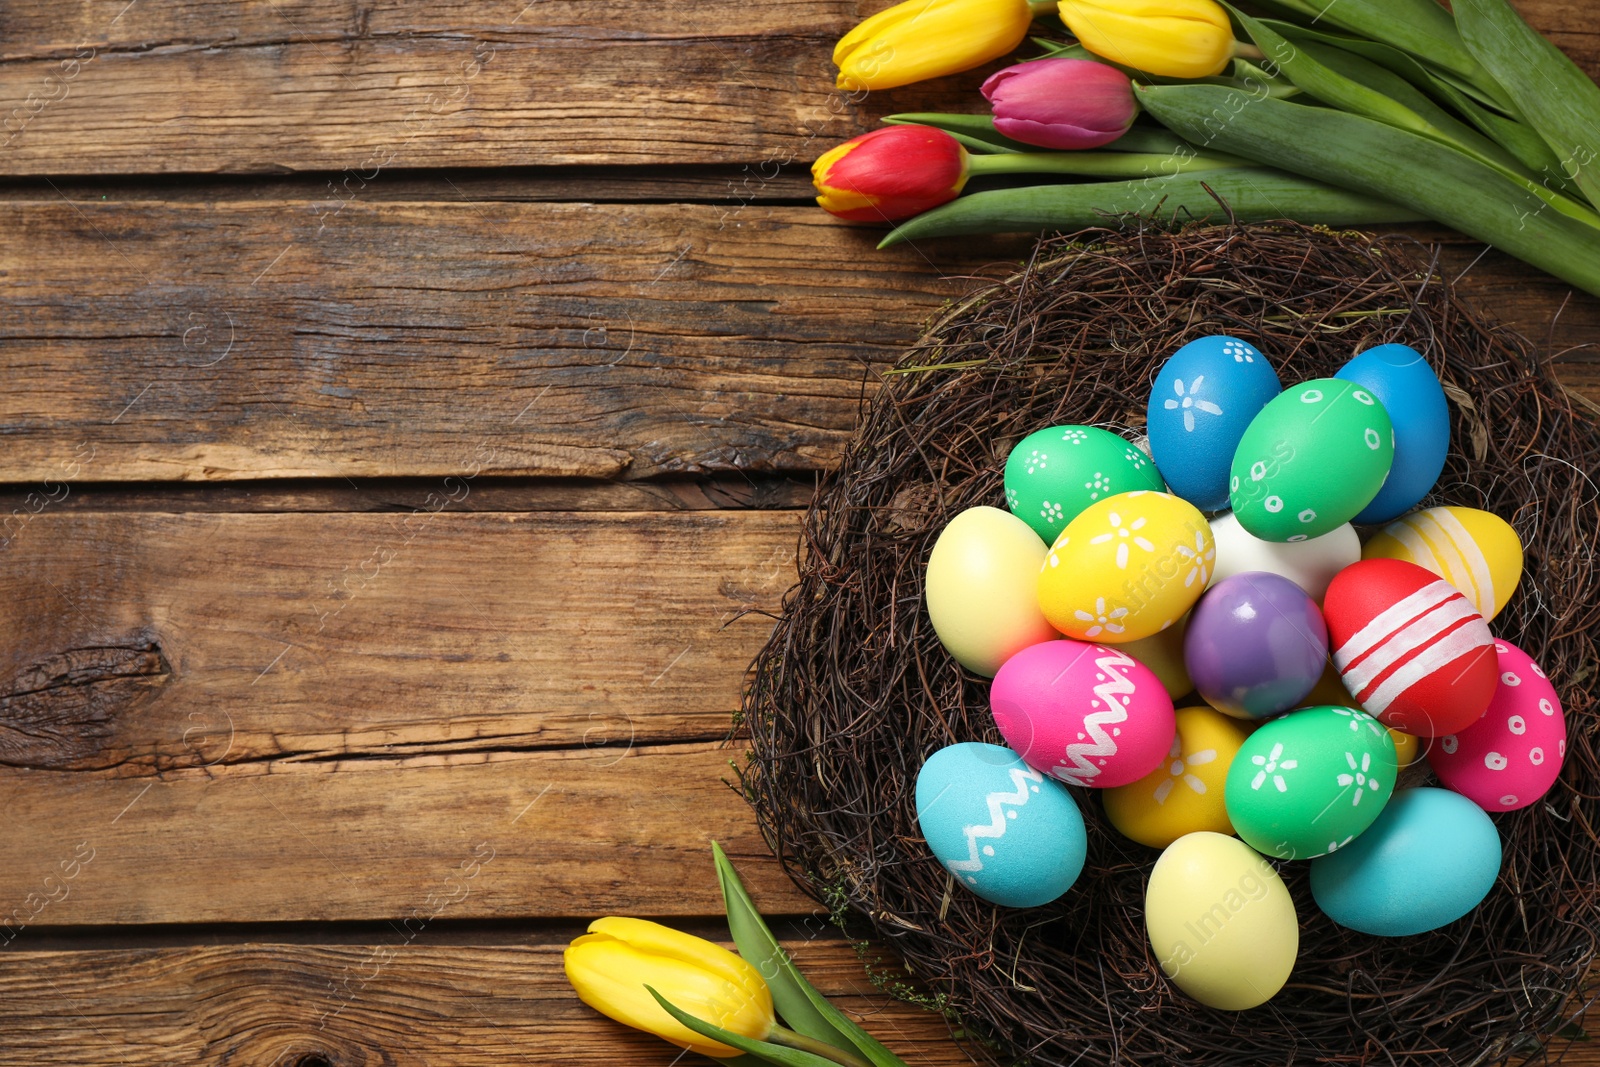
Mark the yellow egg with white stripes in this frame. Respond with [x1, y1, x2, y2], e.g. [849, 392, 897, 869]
[1361, 506, 1522, 621]
[1039, 490, 1214, 643]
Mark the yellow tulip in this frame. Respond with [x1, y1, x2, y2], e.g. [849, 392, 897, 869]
[564, 917, 775, 1058]
[833, 0, 1035, 91]
[1059, 0, 1237, 79]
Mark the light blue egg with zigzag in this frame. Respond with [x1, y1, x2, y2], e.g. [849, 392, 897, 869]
[914, 741, 1087, 908]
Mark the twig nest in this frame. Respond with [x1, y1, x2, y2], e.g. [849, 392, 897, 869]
[740, 221, 1600, 1067]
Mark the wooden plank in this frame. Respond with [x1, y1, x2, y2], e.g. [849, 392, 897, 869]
[0, 198, 1018, 484]
[0, 511, 798, 770]
[0, 1, 1588, 174]
[0, 199, 1593, 486]
[0, 936, 967, 1066]
[0, 743, 812, 924]
[0, 0, 977, 174]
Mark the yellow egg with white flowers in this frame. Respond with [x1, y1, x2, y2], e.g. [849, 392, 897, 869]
[1362, 505, 1522, 620]
[1103, 706, 1252, 849]
[1039, 490, 1213, 643]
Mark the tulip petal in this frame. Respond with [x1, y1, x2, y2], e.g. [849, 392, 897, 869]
[834, 0, 1034, 90]
[589, 916, 767, 992]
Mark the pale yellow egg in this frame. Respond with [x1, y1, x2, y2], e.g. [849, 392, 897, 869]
[1038, 490, 1213, 644]
[925, 506, 1059, 677]
[1103, 707, 1251, 848]
[1362, 505, 1522, 620]
[1145, 832, 1299, 1011]
[1116, 612, 1193, 700]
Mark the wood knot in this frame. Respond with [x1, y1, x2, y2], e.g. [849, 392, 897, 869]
[0, 638, 170, 771]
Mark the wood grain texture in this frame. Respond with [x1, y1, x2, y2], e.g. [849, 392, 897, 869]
[0, 511, 799, 770]
[0, 0, 1587, 174]
[0, 199, 1593, 487]
[0, 936, 966, 1066]
[0, 197, 1019, 483]
[0, 742, 816, 924]
[0, 0, 976, 174]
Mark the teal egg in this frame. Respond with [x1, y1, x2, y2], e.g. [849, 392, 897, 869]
[1228, 379, 1394, 542]
[1223, 705, 1398, 860]
[1004, 425, 1165, 545]
[1310, 787, 1501, 935]
[915, 742, 1088, 907]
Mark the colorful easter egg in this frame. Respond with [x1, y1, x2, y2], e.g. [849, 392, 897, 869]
[915, 742, 1088, 907]
[925, 507, 1059, 677]
[1208, 511, 1358, 603]
[1147, 335, 1282, 510]
[1145, 832, 1298, 1010]
[1362, 506, 1523, 621]
[1103, 706, 1252, 848]
[991, 640, 1176, 788]
[1310, 788, 1500, 936]
[1334, 344, 1450, 524]
[1428, 640, 1566, 811]
[1224, 705, 1398, 860]
[1185, 572, 1329, 720]
[1004, 425, 1166, 545]
[1038, 490, 1214, 643]
[1324, 558, 1498, 737]
[1229, 378, 1394, 542]
[1117, 612, 1193, 700]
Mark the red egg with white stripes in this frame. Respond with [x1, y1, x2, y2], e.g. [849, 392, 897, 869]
[1323, 558, 1497, 737]
[1428, 640, 1566, 811]
[991, 639, 1176, 788]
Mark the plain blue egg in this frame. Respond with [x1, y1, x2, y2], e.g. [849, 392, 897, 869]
[1310, 787, 1501, 936]
[1334, 344, 1450, 524]
[914, 742, 1086, 908]
[1147, 335, 1282, 510]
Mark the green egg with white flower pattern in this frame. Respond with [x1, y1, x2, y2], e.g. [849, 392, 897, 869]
[1005, 426, 1166, 544]
[1223, 705, 1398, 861]
[1228, 379, 1394, 543]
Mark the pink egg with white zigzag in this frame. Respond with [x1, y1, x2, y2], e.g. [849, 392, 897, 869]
[1427, 640, 1567, 812]
[991, 639, 1177, 788]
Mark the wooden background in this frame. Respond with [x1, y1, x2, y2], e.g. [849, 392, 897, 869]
[0, 1, 1595, 1063]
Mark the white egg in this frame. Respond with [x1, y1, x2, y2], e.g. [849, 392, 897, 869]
[1208, 512, 1358, 603]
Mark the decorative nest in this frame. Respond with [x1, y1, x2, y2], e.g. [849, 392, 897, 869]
[740, 221, 1600, 1067]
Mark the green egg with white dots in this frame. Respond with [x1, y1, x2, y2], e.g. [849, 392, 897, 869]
[1004, 426, 1166, 544]
[1223, 705, 1398, 861]
[1228, 378, 1394, 542]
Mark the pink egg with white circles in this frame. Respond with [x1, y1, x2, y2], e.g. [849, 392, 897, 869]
[1426, 639, 1566, 811]
[990, 639, 1176, 788]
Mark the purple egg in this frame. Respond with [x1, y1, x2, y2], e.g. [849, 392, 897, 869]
[1184, 571, 1329, 720]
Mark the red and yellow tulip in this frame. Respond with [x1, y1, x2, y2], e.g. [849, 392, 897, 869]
[812, 126, 969, 222]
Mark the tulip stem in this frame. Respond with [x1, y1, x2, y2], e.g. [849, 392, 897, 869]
[966, 150, 1249, 178]
[1026, 0, 1057, 14]
[1232, 40, 1266, 61]
[769, 1023, 875, 1067]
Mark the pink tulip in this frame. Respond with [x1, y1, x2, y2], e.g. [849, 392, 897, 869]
[981, 58, 1139, 151]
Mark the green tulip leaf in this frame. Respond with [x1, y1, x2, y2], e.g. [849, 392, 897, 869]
[644, 988, 849, 1067]
[879, 168, 1423, 246]
[1244, 0, 1495, 96]
[1136, 84, 1600, 297]
[712, 843, 907, 1067]
[1453, 0, 1600, 209]
[1259, 20, 1507, 113]
[1226, 6, 1435, 138]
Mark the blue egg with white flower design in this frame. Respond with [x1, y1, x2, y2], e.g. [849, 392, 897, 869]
[915, 742, 1087, 907]
[1148, 335, 1282, 511]
[1334, 344, 1450, 524]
